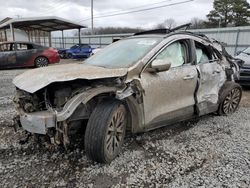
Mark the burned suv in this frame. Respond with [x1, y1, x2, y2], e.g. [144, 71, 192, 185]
[13, 27, 242, 163]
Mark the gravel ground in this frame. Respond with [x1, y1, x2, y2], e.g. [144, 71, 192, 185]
[0, 66, 250, 187]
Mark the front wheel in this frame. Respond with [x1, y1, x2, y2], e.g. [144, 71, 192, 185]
[84, 100, 127, 163]
[218, 82, 242, 115]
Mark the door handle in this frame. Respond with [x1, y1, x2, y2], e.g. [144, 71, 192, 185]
[183, 75, 195, 80]
[213, 69, 221, 74]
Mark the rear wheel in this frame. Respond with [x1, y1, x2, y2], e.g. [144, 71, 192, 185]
[218, 82, 242, 115]
[35, 57, 49, 67]
[84, 100, 127, 163]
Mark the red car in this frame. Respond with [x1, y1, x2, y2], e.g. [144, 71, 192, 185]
[0, 41, 60, 69]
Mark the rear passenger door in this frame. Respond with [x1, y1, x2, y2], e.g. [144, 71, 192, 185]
[194, 40, 226, 115]
[16, 43, 36, 67]
[0, 43, 16, 69]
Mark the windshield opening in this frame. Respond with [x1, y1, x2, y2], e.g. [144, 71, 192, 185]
[85, 37, 161, 68]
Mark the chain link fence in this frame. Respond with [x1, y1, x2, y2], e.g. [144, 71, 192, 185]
[50, 26, 250, 55]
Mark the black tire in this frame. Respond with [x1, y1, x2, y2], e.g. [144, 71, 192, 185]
[59, 52, 66, 59]
[67, 53, 73, 59]
[35, 56, 49, 67]
[218, 82, 242, 115]
[84, 99, 127, 163]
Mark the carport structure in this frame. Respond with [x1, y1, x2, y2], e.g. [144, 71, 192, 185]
[0, 16, 86, 47]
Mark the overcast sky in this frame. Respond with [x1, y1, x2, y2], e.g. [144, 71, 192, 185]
[0, 0, 250, 35]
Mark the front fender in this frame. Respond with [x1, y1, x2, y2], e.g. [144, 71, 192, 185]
[56, 86, 117, 121]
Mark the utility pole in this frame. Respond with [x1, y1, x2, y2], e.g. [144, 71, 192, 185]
[91, 0, 94, 35]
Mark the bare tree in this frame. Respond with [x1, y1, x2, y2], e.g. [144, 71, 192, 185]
[164, 18, 177, 29]
[190, 17, 206, 29]
[155, 18, 177, 29]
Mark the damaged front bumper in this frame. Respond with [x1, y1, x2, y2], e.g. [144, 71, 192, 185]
[19, 111, 56, 134]
[16, 86, 119, 135]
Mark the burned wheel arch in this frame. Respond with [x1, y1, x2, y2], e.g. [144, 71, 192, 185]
[56, 86, 118, 122]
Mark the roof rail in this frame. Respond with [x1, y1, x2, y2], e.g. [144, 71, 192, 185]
[134, 23, 192, 36]
[169, 23, 191, 32]
[134, 28, 171, 35]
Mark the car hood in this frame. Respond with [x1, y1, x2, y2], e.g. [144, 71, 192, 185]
[13, 63, 128, 93]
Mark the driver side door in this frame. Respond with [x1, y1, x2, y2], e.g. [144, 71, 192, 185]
[140, 39, 198, 129]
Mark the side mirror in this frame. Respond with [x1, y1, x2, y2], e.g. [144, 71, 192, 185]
[236, 51, 241, 56]
[147, 59, 171, 73]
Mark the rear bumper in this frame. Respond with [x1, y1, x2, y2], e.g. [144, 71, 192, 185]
[20, 111, 56, 134]
[48, 54, 60, 64]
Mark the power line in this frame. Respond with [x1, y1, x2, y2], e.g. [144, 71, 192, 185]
[74, 0, 173, 22]
[41, 0, 64, 11]
[77, 0, 194, 23]
[37, 1, 71, 16]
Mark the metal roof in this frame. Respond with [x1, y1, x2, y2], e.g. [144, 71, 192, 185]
[0, 16, 86, 31]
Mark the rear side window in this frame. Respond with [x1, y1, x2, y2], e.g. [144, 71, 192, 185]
[196, 48, 209, 64]
[195, 42, 212, 64]
[80, 44, 90, 48]
[71, 44, 80, 49]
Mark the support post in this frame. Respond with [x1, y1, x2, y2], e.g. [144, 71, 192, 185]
[4, 29, 7, 41]
[43, 31, 46, 46]
[234, 29, 240, 56]
[91, 0, 94, 35]
[38, 30, 41, 44]
[10, 23, 15, 41]
[27, 30, 30, 42]
[48, 31, 52, 47]
[61, 30, 64, 48]
[31, 30, 34, 42]
[78, 28, 81, 44]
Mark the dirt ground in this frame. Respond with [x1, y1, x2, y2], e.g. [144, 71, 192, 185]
[0, 61, 249, 187]
[241, 88, 250, 107]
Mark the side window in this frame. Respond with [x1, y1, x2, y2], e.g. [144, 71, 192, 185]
[27, 44, 34, 50]
[81, 44, 88, 48]
[16, 43, 29, 51]
[155, 41, 186, 68]
[195, 42, 211, 64]
[0, 43, 12, 52]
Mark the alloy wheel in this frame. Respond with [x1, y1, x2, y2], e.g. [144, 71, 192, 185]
[36, 57, 48, 67]
[105, 106, 126, 156]
[222, 88, 241, 114]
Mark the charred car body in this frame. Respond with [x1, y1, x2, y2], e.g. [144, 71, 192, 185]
[13, 27, 242, 163]
[0, 41, 60, 69]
